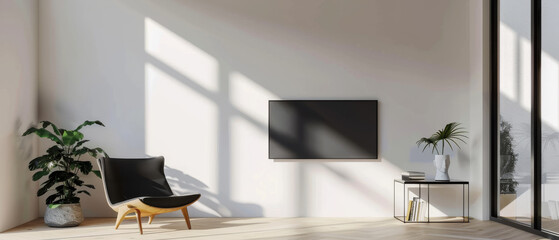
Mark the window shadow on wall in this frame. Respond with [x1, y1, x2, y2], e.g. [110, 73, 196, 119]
[119, 0, 468, 217]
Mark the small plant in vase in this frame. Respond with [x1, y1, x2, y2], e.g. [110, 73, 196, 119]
[416, 122, 467, 181]
[22, 120, 108, 227]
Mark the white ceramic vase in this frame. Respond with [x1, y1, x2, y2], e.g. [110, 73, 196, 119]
[434, 155, 450, 181]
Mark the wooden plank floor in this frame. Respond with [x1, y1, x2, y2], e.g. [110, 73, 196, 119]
[0, 217, 549, 240]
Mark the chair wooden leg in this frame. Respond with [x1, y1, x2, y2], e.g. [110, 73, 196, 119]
[181, 207, 192, 229]
[148, 215, 156, 224]
[134, 209, 143, 234]
[115, 207, 135, 230]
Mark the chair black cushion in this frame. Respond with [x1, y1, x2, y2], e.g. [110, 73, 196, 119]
[98, 156, 201, 208]
[140, 194, 201, 208]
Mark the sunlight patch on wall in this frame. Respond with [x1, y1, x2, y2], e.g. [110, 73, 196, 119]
[499, 22, 518, 102]
[145, 18, 218, 92]
[230, 71, 278, 125]
[541, 51, 559, 130]
[145, 63, 218, 194]
[230, 115, 297, 216]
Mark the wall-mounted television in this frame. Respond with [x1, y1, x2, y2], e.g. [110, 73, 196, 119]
[269, 100, 378, 159]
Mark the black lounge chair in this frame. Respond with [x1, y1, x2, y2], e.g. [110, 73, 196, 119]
[97, 156, 201, 234]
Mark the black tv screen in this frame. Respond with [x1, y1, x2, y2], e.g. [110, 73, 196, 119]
[269, 100, 378, 159]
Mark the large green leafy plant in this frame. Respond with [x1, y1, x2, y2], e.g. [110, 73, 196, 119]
[23, 120, 108, 205]
[416, 122, 468, 155]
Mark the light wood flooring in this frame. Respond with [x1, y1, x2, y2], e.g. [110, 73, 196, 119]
[0, 217, 549, 240]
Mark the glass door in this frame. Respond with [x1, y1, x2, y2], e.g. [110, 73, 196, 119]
[493, 0, 559, 238]
[541, 0, 559, 233]
[498, 0, 532, 225]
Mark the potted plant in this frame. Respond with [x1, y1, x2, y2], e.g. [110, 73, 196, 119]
[416, 122, 468, 181]
[22, 120, 108, 227]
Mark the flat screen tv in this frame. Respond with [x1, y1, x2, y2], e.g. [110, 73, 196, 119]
[269, 100, 378, 159]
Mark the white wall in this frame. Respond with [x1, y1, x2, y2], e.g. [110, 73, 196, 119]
[469, 0, 491, 221]
[0, 0, 39, 232]
[38, 0, 488, 218]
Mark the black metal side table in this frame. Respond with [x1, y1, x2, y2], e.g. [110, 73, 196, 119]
[394, 179, 469, 223]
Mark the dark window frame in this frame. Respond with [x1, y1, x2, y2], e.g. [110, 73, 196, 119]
[490, 0, 559, 239]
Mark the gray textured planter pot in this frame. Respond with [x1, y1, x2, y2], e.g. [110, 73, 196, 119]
[44, 203, 84, 227]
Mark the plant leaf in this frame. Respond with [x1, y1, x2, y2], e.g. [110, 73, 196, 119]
[448, 138, 462, 150]
[48, 171, 76, 182]
[455, 137, 468, 144]
[62, 130, 83, 146]
[48, 204, 61, 209]
[92, 170, 101, 178]
[429, 122, 468, 154]
[422, 143, 430, 152]
[417, 136, 440, 154]
[28, 155, 50, 171]
[446, 139, 454, 151]
[23, 127, 63, 145]
[73, 140, 89, 151]
[75, 120, 105, 131]
[22, 127, 37, 136]
[37, 180, 55, 196]
[77, 190, 91, 196]
[70, 161, 92, 175]
[45, 194, 60, 204]
[74, 147, 90, 156]
[46, 146, 64, 164]
[67, 197, 80, 203]
[88, 148, 98, 158]
[56, 185, 76, 196]
[40, 121, 61, 135]
[32, 170, 49, 181]
[37, 187, 48, 197]
[94, 148, 108, 158]
[72, 178, 84, 186]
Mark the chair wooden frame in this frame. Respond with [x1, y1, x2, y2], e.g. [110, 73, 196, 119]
[111, 197, 199, 234]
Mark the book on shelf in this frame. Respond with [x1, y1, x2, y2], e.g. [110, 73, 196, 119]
[419, 200, 426, 221]
[415, 200, 420, 221]
[402, 171, 425, 177]
[402, 171, 425, 181]
[406, 200, 413, 221]
[407, 197, 426, 222]
[408, 197, 419, 221]
[402, 176, 425, 181]
[408, 198, 414, 221]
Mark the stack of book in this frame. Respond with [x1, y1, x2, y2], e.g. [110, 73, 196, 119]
[406, 197, 427, 222]
[402, 171, 425, 181]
